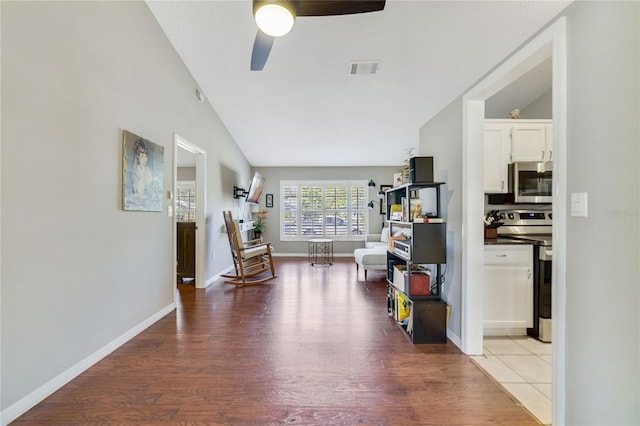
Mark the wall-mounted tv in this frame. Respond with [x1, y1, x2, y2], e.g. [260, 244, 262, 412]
[245, 171, 265, 204]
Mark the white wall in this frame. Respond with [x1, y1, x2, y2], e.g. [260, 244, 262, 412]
[1, 1, 250, 417]
[419, 1, 639, 424]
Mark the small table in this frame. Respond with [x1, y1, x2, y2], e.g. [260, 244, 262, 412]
[308, 239, 333, 266]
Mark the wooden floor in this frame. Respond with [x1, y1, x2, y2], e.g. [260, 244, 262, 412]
[15, 257, 538, 425]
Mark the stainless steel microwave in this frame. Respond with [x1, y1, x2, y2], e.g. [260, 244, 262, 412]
[510, 161, 553, 203]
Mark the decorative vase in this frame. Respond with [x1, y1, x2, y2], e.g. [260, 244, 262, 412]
[484, 227, 498, 239]
[254, 231, 262, 240]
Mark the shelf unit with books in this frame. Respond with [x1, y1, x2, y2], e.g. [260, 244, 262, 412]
[385, 181, 447, 343]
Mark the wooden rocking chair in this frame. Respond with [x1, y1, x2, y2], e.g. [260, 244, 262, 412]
[222, 210, 277, 286]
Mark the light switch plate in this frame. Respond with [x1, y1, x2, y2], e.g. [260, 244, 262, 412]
[571, 192, 588, 217]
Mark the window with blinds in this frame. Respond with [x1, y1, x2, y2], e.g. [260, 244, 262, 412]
[175, 181, 196, 222]
[280, 180, 367, 241]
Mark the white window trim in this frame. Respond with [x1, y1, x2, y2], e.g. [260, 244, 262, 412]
[280, 180, 369, 241]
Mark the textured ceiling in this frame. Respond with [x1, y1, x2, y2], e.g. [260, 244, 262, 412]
[148, 0, 570, 167]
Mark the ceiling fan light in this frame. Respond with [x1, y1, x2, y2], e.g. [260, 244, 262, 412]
[255, 3, 295, 37]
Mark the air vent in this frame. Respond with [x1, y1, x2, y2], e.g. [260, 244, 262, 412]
[350, 61, 379, 75]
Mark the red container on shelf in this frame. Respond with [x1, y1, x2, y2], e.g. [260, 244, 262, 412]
[393, 266, 431, 296]
[409, 271, 431, 296]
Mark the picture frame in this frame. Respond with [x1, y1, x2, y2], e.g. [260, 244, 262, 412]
[265, 193, 274, 208]
[122, 130, 164, 212]
[379, 185, 392, 215]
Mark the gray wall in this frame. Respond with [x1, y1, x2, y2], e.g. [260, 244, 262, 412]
[563, 1, 638, 424]
[177, 167, 196, 181]
[253, 166, 398, 255]
[521, 88, 552, 119]
[1, 1, 251, 412]
[418, 99, 463, 338]
[419, 1, 639, 424]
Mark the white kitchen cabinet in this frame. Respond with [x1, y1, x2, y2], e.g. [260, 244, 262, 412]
[484, 119, 552, 193]
[545, 123, 553, 161]
[484, 245, 533, 330]
[510, 120, 553, 162]
[483, 123, 511, 193]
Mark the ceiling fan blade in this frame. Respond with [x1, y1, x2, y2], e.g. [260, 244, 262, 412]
[250, 30, 275, 71]
[293, 0, 385, 16]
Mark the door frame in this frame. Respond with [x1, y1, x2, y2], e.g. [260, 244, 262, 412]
[173, 134, 207, 292]
[461, 17, 567, 424]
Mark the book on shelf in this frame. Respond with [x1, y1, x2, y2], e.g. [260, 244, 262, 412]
[412, 217, 444, 223]
[395, 291, 411, 322]
[401, 197, 408, 221]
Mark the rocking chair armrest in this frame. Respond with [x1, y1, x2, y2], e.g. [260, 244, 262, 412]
[238, 241, 272, 252]
[244, 238, 262, 247]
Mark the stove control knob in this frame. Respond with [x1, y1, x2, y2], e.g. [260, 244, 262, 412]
[507, 213, 515, 220]
[549, 213, 553, 219]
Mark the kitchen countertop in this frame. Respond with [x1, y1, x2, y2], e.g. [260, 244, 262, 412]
[484, 237, 535, 246]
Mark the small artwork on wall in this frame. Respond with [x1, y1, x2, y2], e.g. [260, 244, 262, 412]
[380, 185, 392, 215]
[266, 193, 274, 208]
[122, 130, 164, 211]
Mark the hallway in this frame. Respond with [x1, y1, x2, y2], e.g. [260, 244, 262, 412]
[15, 258, 538, 424]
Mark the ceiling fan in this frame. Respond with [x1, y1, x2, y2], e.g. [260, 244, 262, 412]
[251, 0, 386, 71]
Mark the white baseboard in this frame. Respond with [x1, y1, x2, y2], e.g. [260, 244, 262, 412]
[205, 265, 235, 287]
[447, 329, 463, 350]
[483, 327, 527, 336]
[1, 303, 176, 426]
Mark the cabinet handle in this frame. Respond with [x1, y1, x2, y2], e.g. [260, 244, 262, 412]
[500, 180, 504, 190]
[496, 254, 507, 258]
[541, 150, 545, 160]
[527, 268, 531, 279]
[548, 150, 553, 161]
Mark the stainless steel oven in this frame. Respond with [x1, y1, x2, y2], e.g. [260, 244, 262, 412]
[536, 245, 552, 342]
[510, 162, 553, 204]
[498, 209, 552, 342]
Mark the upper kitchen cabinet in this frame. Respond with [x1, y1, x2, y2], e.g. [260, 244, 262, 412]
[484, 119, 553, 193]
[545, 124, 553, 162]
[484, 122, 511, 193]
[511, 120, 553, 162]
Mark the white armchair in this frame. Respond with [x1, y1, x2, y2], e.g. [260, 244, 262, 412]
[364, 227, 390, 249]
[354, 228, 389, 280]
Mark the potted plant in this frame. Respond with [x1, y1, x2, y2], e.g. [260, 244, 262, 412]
[253, 209, 267, 238]
[484, 209, 504, 239]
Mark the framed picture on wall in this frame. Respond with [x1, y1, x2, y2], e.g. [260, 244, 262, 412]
[122, 130, 164, 212]
[265, 193, 274, 208]
[379, 185, 392, 215]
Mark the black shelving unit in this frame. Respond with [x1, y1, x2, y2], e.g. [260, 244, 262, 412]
[385, 181, 447, 343]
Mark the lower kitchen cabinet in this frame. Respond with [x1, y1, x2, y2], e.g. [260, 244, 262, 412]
[483, 244, 533, 330]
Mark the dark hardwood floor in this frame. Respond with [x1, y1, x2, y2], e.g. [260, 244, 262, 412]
[14, 257, 538, 425]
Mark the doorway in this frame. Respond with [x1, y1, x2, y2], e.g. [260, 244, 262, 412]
[461, 18, 567, 424]
[173, 134, 207, 295]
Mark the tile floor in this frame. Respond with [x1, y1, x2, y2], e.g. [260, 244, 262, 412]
[471, 336, 552, 425]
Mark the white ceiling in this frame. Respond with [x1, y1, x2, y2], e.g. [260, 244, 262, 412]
[148, 0, 570, 168]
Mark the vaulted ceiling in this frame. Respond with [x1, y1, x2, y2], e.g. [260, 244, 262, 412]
[148, 0, 570, 167]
